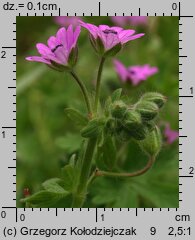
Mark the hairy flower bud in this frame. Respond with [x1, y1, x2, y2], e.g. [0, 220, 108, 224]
[141, 92, 167, 108]
[135, 101, 159, 121]
[139, 125, 162, 157]
[111, 100, 127, 119]
[122, 110, 142, 133]
[81, 118, 105, 138]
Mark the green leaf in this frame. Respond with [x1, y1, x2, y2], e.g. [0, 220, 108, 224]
[91, 178, 139, 208]
[111, 88, 122, 102]
[96, 136, 117, 171]
[42, 178, 65, 193]
[21, 190, 70, 208]
[61, 164, 77, 192]
[131, 178, 179, 208]
[64, 108, 88, 126]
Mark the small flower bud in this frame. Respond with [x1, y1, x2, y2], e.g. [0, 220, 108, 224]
[81, 118, 105, 138]
[111, 100, 127, 119]
[139, 125, 162, 157]
[135, 101, 159, 121]
[141, 92, 167, 109]
[123, 111, 142, 127]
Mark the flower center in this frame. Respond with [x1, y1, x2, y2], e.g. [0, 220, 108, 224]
[129, 69, 136, 75]
[51, 44, 63, 53]
[103, 29, 117, 35]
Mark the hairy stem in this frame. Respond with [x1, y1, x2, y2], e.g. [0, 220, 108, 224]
[94, 57, 106, 112]
[95, 156, 155, 177]
[70, 71, 92, 116]
[72, 138, 97, 207]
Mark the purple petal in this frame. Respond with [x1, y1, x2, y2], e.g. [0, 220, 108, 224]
[118, 29, 136, 41]
[99, 25, 110, 31]
[36, 43, 52, 56]
[66, 25, 74, 51]
[73, 26, 81, 47]
[79, 20, 98, 38]
[110, 26, 123, 33]
[25, 56, 51, 64]
[47, 36, 59, 49]
[56, 27, 66, 45]
[113, 60, 128, 82]
[53, 46, 68, 65]
[164, 124, 179, 144]
[121, 33, 145, 44]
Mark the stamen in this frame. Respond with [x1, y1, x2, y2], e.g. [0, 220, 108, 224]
[103, 29, 117, 35]
[51, 44, 63, 53]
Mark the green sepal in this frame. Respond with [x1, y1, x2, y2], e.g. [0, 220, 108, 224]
[111, 88, 123, 102]
[64, 108, 88, 126]
[81, 118, 105, 138]
[68, 46, 78, 68]
[103, 43, 122, 58]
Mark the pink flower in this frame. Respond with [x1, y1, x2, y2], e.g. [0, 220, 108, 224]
[114, 59, 158, 85]
[164, 123, 179, 144]
[128, 17, 148, 26]
[111, 16, 148, 27]
[79, 20, 144, 56]
[26, 25, 80, 71]
[54, 16, 81, 27]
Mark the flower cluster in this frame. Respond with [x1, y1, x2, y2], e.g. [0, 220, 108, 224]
[26, 21, 144, 67]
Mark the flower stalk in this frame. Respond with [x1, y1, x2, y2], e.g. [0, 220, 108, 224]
[95, 155, 155, 177]
[70, 70, 92, 116]
[94, 57, 106, 112]
[72, 138, 97, 207]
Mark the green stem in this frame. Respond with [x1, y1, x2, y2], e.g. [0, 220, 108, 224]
[72, 138, 97, 207]
[70, 70, 92, 116]
[94, 57, 106, 112]
[95, 156, 155, 178]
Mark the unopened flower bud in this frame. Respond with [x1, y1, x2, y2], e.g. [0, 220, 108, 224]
[135, 101, 159, 121]
[123, 111, 142, 127]
[81, 118, 105, 138]
[111, 100, 127, 119]
[139, 125, 162, 157]
[141, 92, 167, 109]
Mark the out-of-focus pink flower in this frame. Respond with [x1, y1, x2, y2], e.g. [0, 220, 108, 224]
[129, 17, 148, 26]
[113, 59, 158, 85]
[54, 16, 81, 27]
[26, 25, 80, 71]
[164, 123, 179, 144]
[79, 20, 144, 56]
[111, 16, 148, 27]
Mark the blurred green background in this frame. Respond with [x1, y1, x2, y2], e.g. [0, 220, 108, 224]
[17, 16, 178, 208]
